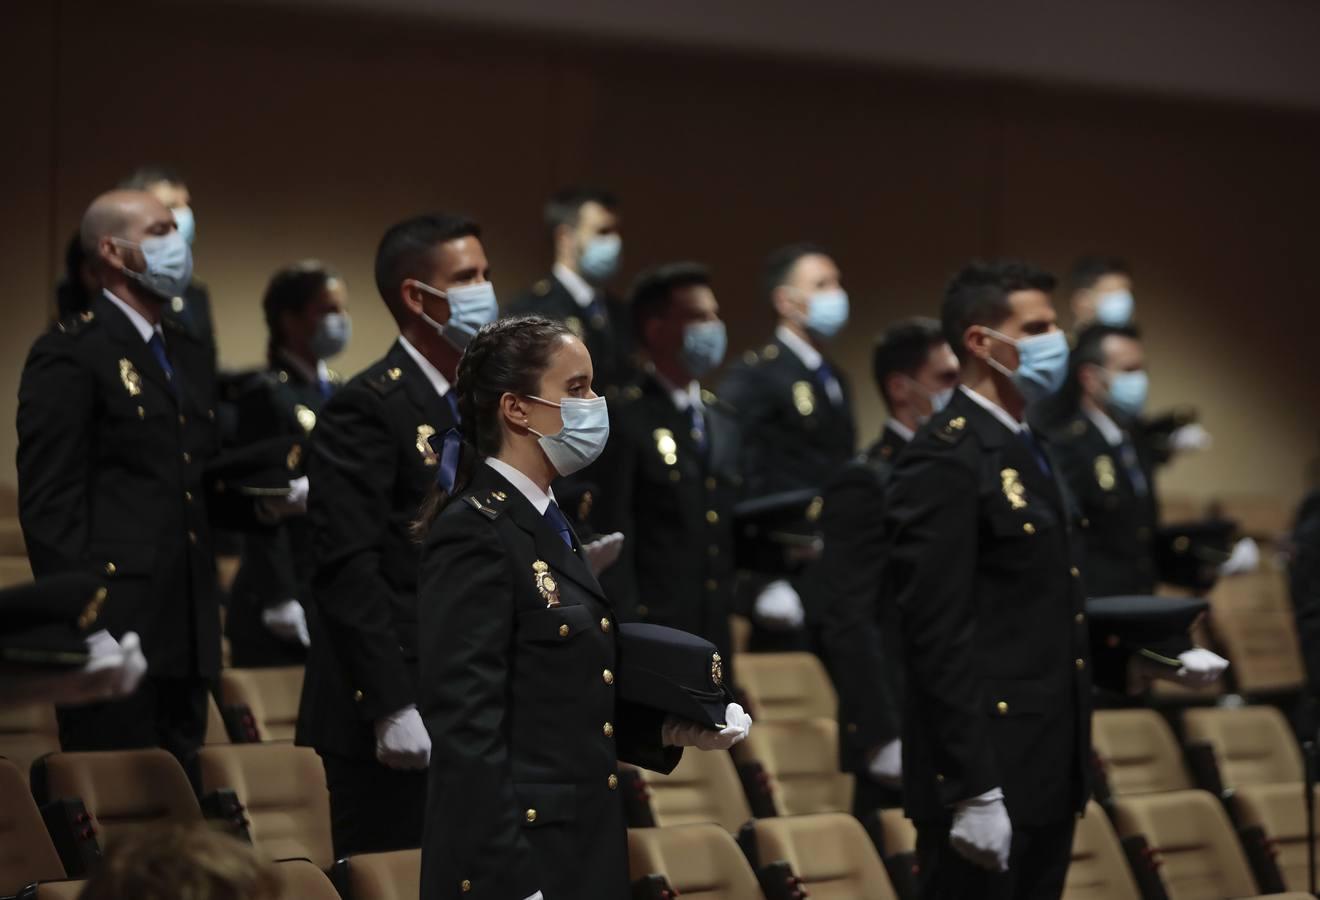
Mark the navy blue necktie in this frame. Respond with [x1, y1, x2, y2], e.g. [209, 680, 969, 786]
[543, 501, 575, 549]
[689, 404, 709, 456]
[1019, 428, 1052, 476]
[585, 296, 607, 328]
[317, 377, 334, 400]
[813, 361, 838, 406]
[1119, 437, 1149, 497]
[147, 332, 179, 397]
[435, 392, 464, 494]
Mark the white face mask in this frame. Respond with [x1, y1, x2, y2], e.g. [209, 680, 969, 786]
[903, 376, 955, 425]
[525, 395, 610, 476]
[411, 280, 499, 349]
[111, 231, 193, 299]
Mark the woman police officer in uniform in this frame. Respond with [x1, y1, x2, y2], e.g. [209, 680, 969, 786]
[415, 315, 752, 900]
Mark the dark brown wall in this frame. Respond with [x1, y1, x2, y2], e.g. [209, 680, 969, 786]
[3, 1, 1318, 505]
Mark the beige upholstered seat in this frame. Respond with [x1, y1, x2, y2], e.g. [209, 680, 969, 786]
[204, 693, 231, 745]
[0, 757, 65, 895]
[334, 849, 422, 900]
[1183, 705, 1303, 788]
[752, 812, 899, 900]
[198, 743, 332, 869]
[1063, 800, 1141, 900]
[628, 748, 752, 832]
[1233, 783, 1320, 892]
[735, 652, 836, 722]
[26, 880, 86, 899]
[274, 858, 340, 899]
[736, 717, 853, 816]
[1208, 571, 1306, 695]
[1092, 709, 1193, 795]
[628, 824, 761, 900]
[0, 701, 59, 786]
[219, 666, 304, 741]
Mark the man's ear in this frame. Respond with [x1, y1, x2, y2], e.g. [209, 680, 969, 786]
[771, 285, 800, 320]
[962, 324, 991, 361]
[884, 372, 909, 406]
[99, 237, 127, 273]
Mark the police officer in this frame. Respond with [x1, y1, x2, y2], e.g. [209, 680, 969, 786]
[588, 262, 739, 659]
[295, 213, 496, 856]
[415, 315, 751, 900]
[885, 261, 1087, 900]
[508, 186, 634, 395]
[801, 317, 958, 814]
[17, 190, 275, 782]
[719, 242, 856, 644]
[226, 261, 351, 666]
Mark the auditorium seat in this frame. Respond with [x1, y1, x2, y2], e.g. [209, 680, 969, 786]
[750, 812, 900, 900]
[735, 717, 853, 816]
[0, 701, 59, 786]
[0, 758, 65, 895]
[1063, 801, 1141, 900]
[1232, 784, 1320, 893]
[0, 557, 34, 589]
[1182, 705, 1303, 788]
[1208, 570, 1307, 696]
[32, 749, 202, 845]
[626, 748, 753, 832]
[204, 692, 231, 745]
[219, 666, 304, 741]
[735, 652, 836, 721]
[331, 848, 422, 900]
[0, 518, 27, 556]
[198, 743, 332, 869]
[19, 880, 86, 899]
[628, 824, 761, 900]
[275, 858, 340, 899]
[1091, 709, 1193, 795]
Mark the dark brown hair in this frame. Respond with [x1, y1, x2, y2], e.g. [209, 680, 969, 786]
[78, 824, 280, 900]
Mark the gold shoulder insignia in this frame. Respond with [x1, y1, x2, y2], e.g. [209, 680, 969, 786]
[1070, 419, 1087, 437]
[622, 385, 643, 402]
[762, 343, 780, 361]
[170, 296, 186, 313]
[533, 279, 551, 297]
[327, 368, 342, 384]
[277, 370, 290, 384]
[387, 367, 403, 381]
[463, 495, 502, 520]
[700, 389, 718, 406]
[742, 350, 759, 366]
[934, 416, 969, 445]
[565, 316, 584, 337]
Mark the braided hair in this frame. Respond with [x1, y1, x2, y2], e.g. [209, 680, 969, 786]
[413, 315, 574, 536]
[262, 260, 339, 367]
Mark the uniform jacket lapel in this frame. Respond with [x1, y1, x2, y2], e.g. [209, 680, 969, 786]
[95, 295, 177, 403]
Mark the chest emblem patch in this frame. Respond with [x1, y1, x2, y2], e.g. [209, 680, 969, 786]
[1095, 455, 1116, 492]
[1001, 468, 1028, 510]
[294, 404, 317, 433]
[792, 381, 815, 417]
[416, 425, 438, 466]
[533, 560, 560, 607]
[654, 429, 678, 466]
[119, 359, 142, 397]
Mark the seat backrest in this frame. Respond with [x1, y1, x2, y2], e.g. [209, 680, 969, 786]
[1232, 783, 1317, 892]
[339, 849, 422, 900]
[198, 743, 332, 869]
[739, 717, 853, 816]
[204, 693, 231, 745]
[753, 813, 898, 900]
[0, 519, 27, 556]
[1112, 789, 1259, 900]
[1063, 800, 1141, 900]
[219, 667, 304, 741]
[28, 880, 87, 900]
[0, 702, 59, 786]
[735, 652, 836, 722]
[628, 824, 761, 900]
[275, 858, 340, 900]
[0, 556, 33, 589]
[36, 749, 202, 845]
[878, 808, 916, 855]
[0, 757, 65, 894]
[1182, 706, 1303, 787]
[1206, 571, 1306, 695]
[633, 750, 752, 832]
[1091, 709, 1192, 795]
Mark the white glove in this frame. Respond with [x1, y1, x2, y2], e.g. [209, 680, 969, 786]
[256, 476, 310, 522]
[374, 705, 431, 770]
[1219, 537, 1260, 576]
[523, 894, 544, 900]
[662, 702, 753, 751]
[1173, 648, 1230, 686]
[262, 599, 311, 647]
[583, 532, 625, 577]
[27, 630, 150, 706]
[950, 787, 1012, 873]
[867, 738, 902, 786]
[1169, 423, 1212, 452]
[754, 579, 805, 630]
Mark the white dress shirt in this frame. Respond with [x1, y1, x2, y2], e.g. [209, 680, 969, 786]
[553, 263, 596, 310]
[277, 347, 331, 386]
[102, 289, 161, 344]
[1083, 405, 1125, 448]
[885, 419, 916, 443]
[396, 336, 452, 399]
[485, 457, 556, 515]
[959, 384, 1025, 435]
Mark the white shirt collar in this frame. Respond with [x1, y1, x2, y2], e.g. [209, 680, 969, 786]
[553, 263, 596, 310]
[396, 336, 452, 399]
[775, 324, 823, 371]
[960, 384, 1025, 435]
[885, 419, 916, 443]
[652, 370, 703, 413]
[485, 457, 556, 515]
[276, 348, 330, 385]
[1083, 405, 1125, 447]
[102, 289, 161, 344]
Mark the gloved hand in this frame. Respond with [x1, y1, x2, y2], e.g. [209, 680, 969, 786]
[950, 787, 1012, 873]
[583, 532, 625, 577]
[256, 476, 310, 523]
[1173, 648, 1230, 686]
[1219, 538, 1261, 576]
[1169, 423, 1212, 452]
[754, 579, 805, 630]
[867, 738, 902, 786]
[662, 702, 753, 751]
[523, 893, 544, 900]
[262, 599, 311, 647]
[374, 705, 431, 770]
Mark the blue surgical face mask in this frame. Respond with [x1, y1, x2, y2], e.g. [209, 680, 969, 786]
[1107, 369, 1148, 418]
[904, 376, 955, 424]
[983, 327, 1070, 401]
[1096, 290, 1135, 327]
[804, 288, 850, 339]
[413, 280, 499, 349]
[171, 206, 196, 246]
[579, 234, 622, 283]
[526, 395, 611, 476]
[681, 320, 727, 378]
[309, 312, 351, 360]
[112, 231, 193, 299]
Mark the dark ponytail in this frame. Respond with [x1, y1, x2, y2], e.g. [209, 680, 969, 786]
[412, 315, 573, 537]
[261, 261, 339, 368]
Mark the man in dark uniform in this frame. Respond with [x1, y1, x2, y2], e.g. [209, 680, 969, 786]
[801, 317, 958, 815]
[296, 213, 494, 857]
[588, 262, 740, 660]
[1046, 324, 1160, 597]
[885, 261, 1089, 900]
[16, 190, 265, 783]
[508, 186, 633, 395]
[718, 242, 856, 643]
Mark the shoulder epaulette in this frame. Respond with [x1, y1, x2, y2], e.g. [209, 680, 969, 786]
[327, 368, 343, 384]
[463, 489, 510, 520]
[533, 279, 552, 297]
[933, 415, 970, 446]
[366, 366, 406, 396]
[619, 385, 644, 404]
[701, 389, 738, 417]
[54, 310, 97, 336]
